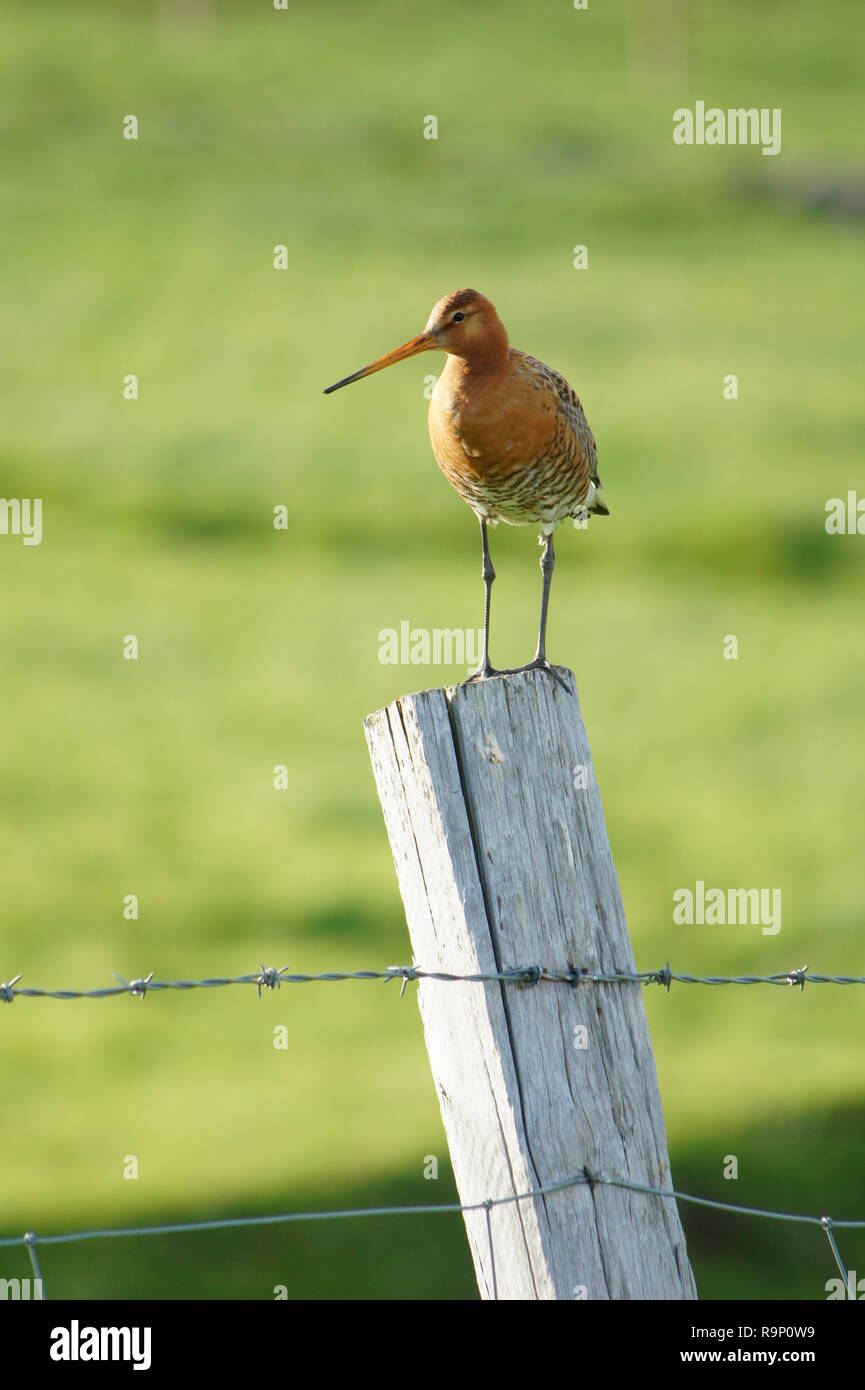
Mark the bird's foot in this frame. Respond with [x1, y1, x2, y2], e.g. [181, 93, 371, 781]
[460, 661, 501, 686]
[461, 658, 572, 695]
[511, 657, 572, 695]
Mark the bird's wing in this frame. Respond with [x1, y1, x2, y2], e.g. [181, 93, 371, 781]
[522, 354, 601, 488]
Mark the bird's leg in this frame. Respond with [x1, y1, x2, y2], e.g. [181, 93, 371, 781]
[462, 519, 498, 682]
[535, 531, 555, 664]
[516, 532, 570, 694]
[480, 520, 496, 672]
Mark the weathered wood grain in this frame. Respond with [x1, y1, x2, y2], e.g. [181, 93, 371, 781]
[364, 667, 696, 1300]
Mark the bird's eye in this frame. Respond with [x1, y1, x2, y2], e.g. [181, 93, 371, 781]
[452, 311, 465, 323]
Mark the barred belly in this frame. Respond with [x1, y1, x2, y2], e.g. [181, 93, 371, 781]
[441, 451, 590, 527]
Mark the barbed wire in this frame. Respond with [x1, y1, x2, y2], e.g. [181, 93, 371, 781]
[3, 1164, 862, 1299]
[2, 961, 864, 1005]
[4, 958, 864, 1298]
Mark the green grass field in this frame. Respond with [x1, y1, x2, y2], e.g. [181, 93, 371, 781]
[1, 0, 863, 1299]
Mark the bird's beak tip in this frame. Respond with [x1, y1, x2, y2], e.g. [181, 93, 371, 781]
[322, 330, 434, 398]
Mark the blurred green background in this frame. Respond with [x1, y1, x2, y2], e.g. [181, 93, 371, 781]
[1, 0, 863, 1300]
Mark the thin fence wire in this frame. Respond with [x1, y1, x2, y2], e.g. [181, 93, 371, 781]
[2, 1166, 862, 1298]
[2, 960, 864, 1003]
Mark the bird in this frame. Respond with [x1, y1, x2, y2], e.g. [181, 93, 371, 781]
[323, 288, 607, 688]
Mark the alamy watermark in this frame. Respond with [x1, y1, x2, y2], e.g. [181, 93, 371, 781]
[378, 622, 482, 672]
[673, 880, 782, 936]
[0, 498, 42, 545]
[825, 491, 865, 535]
[50, 1321, 151, 1371]
[673, 102, 781, 157]
[1, 1276, 44, 1300]
[826, 1271, 865, 1300]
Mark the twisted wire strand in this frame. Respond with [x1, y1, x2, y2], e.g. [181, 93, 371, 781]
[2, 961, 863, 1003]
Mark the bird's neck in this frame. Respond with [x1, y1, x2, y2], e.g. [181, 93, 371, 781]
[444, 321, 510, 383]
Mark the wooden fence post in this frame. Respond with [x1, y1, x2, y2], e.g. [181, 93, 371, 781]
[364, 666, 697, 1300]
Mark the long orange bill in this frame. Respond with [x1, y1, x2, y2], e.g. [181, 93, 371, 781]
[323, 331, 436, 394]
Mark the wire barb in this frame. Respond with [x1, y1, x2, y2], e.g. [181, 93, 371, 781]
[257, 965, 288, 997]
[655, 961, 673, 991]
[385, 964, 417, 998]
[0, 975, 22, 1003]
[113, 971, 154, 1001]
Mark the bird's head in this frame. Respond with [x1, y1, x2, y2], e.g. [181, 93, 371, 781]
[423, 288, 504, 355]
[323, 288, 507, 394]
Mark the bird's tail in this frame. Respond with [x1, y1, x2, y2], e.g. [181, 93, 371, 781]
[586, 480, 610, 516]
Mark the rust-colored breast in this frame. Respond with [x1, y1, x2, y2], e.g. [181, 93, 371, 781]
[428, 350, 597, 527]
